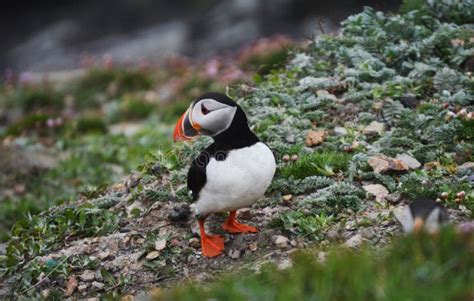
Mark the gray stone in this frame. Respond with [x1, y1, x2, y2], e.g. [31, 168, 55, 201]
[363, 121, 385, 135]
[272, 235, 289, 248]
[396, 153, 421, 169]
[345, 234, 364, 248]
[334, 126, 348, 136]
[79, 270, 96, 282]
[458, 162, 474, 172]
[92, 281, 105, 290]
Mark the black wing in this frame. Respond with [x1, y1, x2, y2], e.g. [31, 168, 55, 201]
[187, 143, 229, 201]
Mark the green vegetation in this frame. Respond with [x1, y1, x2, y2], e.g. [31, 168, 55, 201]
[0, 0, 473, 299]
[157, 228, 474, 301]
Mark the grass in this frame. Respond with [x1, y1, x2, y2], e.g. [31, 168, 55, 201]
[156, 228, 474, 301]
[280, 151, 352, 178]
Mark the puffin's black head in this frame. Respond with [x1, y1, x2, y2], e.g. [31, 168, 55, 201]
[397, 199, 449, 234]
[173, 92, 254, 146]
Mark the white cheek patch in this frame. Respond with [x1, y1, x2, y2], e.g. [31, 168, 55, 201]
[191, 99, 237, 136]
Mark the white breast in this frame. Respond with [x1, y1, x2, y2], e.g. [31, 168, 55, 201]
[195, 142, 276, 217]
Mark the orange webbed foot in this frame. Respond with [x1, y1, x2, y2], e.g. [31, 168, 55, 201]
[199, 220, 224, 257]
[222, 211, 258, 234]
[201, 234, 224, 257]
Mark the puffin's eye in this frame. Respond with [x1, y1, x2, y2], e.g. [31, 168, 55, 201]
[201, 104, 210, 115]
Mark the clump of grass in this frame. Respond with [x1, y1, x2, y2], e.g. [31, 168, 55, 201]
[156, 228, 474, 301]
[117, 95, 156, 121]
[75, 115, 108, 134]
[4, 86, 64, 112]
[1, 113, 51, 137]
[280, 151, 351, 178]
[71, 68, 154, 108]
[272, 210, 332, 240]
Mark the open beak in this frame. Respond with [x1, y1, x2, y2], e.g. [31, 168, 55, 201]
[173, 107, 199, 142]
[413, 217, 424, 233]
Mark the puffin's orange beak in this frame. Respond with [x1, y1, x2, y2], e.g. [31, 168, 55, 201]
[173, 108, 199, 142]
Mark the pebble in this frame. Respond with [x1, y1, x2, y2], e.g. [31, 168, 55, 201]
[272, 235, 289, 248]
[395, 153, 421, 169]
[363, 121, 385, 136]
[457, 162, 474, 173]
[228, 249, 242, 259]
[189, 237, 201, 248]
[98, 251, 111, 261]
[363, 184, 389, 202]
[79, 270, 96, 282]
[386, 192, 402, 204]
[334, 126, 348, 136]
[92, 281, 105, 290]
[345, 234, 364, 248]
[154, 239, 167, 251]
[146, 251, 160, 260]
[78, 284, 88, 293]
[238, 208, 252, 220]
[87, 298, 100, 301]
[249, 242, 258, 251]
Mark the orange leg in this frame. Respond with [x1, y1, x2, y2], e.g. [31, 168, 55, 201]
[199, 219, 224, 257]
[222, 210, 258, 233]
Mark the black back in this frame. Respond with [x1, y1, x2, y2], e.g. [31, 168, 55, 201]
[187, 93, 259, 201]
[408, 199, 449, 222]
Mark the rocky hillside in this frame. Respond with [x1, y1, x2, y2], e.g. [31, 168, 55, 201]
[1, 1, 473, 299]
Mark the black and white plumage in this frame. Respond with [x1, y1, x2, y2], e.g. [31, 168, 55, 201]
[173, 92, 276, 257]
[395, 199, 449, 234]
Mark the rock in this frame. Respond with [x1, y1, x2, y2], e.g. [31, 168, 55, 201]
[168, 203, 191, 222]
[457, 162, 474, 173]
[272, 235, 289, 248]
[363, 121, 385, 136]
[363, 184, 389, 202]
[92, 281, 105, 290]
[333, 126, 348, 136]
[154, 239, 167, 251]
[187, 255, 198, 265]
[249, 242, 258, 251]
[368, 155, 409, 173]
[228, 249, 241, 259]
[146, 251, 160, 260]
[360, 228, 375, 239]
[189, 237, 200, 248]
[87, 298, 100, 301]
[396, 153, 421, 169]
[386, 192, 402, 204]
[65, 276, 78, 297]
[305, 130, 326, 147]
[79, 270, 96, 282]
[98, 251, 111, 261]
[345, 234, 364, 248]
[0, 243, 5, 255]
[238, 208, 252, 220]
[78, 284, 88, 293]
[325, 229, 340, 240]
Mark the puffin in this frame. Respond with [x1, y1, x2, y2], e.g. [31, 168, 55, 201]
[395, 199, 449, 234]
[173, 92, 276, 257]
